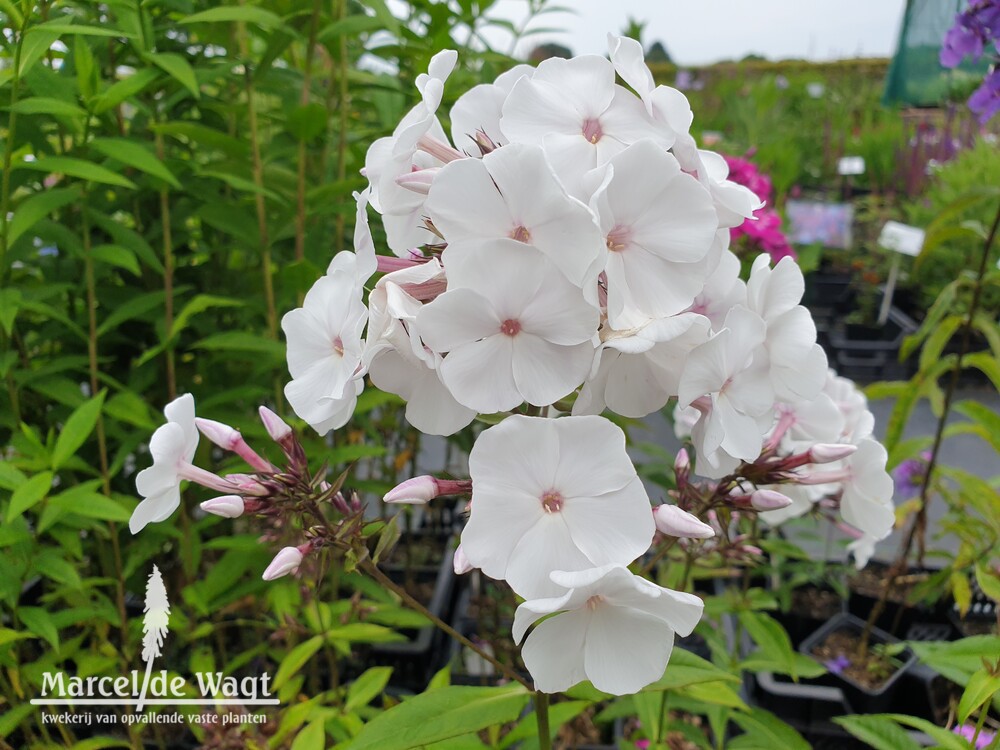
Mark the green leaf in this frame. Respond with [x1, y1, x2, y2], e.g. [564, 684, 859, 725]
[148, 52, 200, 99]
[286, 103, 328, 142]
[0, 704, 35, 739]
[180, 6, 285, 28]
[18, 607, 59, 650]
[918, 314, 963, 373]
[317, 14, 386, 42]
[48, 487, 130, 523]
[0, 0, 23, 28]
[345, 667, 393, 712]
[6, 471, 53, 522]
[0, 628, 35, 648]
[52, 390, 106, 470]
[75, 35, 97, 101]
[90, 138, 181, 188]
[677, 680, 747, 709]
[738, 611, 799, 678]
[27, 20, 137, 38]
[290, 720, 325, 750]
[499, 700, 590, 749]
[193, 332, 285, 358]
[975, 563, 1000, 604]
[963, 351, 1000, 392]
[884, 713, 974, 749]
[345, 685, 529, 750]
[170, 294, 243, 339]
[93, 68, 160, 114]
[728, 707, 809, 750]
[957, 669, 1000, 725]
[272, 635, 324, 691]
[833, 715, 922, 750]
[91, 244, 140, 276]
[0, 288, 21, 336]
[96, 291, 166, 338]
[14, 157, 136, 189]
[8, 96, 87, 118]
[8, 186, 81, 246]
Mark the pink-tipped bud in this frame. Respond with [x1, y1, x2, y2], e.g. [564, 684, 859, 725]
[200, 495, 245, 519]
[262, 546, 303, 581]
[653, 504, 715, 539]
[394, 167, 439, 195]
[225, 473, 268, 496]
[384, 475, 438, 505]
[453, 544, 474, 575]
[259, 406, 292, 442]
[750, 489, 793, 511]
[195, 418, 241, 450]
[809, 443, 858, 464]
[675, 448, 690, 474]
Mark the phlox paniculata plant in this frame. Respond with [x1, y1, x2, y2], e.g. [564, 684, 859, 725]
[129, 36, 895, 697]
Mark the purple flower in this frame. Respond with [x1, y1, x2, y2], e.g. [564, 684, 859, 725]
[954, 722, 996, 749]
[969, 69, 1000, 124]
[825, 654, 851, 674]
[941, 22, 984, 67]
[891, 451, 931, 498]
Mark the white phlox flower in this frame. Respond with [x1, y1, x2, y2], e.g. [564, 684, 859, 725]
[574, 313, 710, 418]
[461, 415, 655, 599]
[514, 564, 704, 695]
[283, 251, 370, 435]
[678, 306, 775, 477]
[426, 142, 606, 292]
[589, 140, 719, 328]
[746, 255, 828, 403]
[500, 54, 670, 198]
[450, 64, 534, 154]
[416, 245, 599, 413]
[364, 49, 459, 253]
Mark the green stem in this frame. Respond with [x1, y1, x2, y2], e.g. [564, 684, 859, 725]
[972, 703, 989, 747]
[359, 558, 533, 690]
[0, 13, 26, 279]
[154, 130, 176, 401]
[534, 691, 552, 750]
[237, 13, 282, 410]
[294, 0, 322, 264]
[333, 0, 349, 244]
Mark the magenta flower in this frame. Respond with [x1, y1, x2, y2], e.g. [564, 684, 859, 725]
[954, 722, 996, 749]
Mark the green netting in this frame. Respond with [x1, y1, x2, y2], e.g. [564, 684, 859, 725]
[883, 0, 992, 107]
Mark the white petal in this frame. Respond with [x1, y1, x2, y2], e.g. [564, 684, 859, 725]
[561, 477, 654, 567]
[521, 609, 591, 693]
[511, 335, 592, 407]
[505, 514, 595, 598]
[584, 605, 674, 695]
[438, 335, 520, 413]
[416, 288, 501, 353]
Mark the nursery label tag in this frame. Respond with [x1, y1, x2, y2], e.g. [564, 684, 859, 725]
[837, 156, 866, 176]
[29, 565, 279, 722]
[878, 221, 925, 257]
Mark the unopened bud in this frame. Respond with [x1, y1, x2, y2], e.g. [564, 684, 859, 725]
[200, 495, 245, 519]
[259, 406, 292, 442]
[675, 448, 690, 474]
[750, 489, 793, 511]
[262, 546, 304, 581]
[225, 473, 267, 496]
[653, 504, 715, 539]
[473, 129, 498, 155]
[384, 475, 438, 505]
[195, 418, 241, 450]
[809, 443, 858, 464]
[394, 167, 439, 195]
[453, 544, 474, 575]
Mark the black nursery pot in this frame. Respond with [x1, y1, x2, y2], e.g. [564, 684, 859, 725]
[799, 612, 916, 714]
[368, 533, 458, 690]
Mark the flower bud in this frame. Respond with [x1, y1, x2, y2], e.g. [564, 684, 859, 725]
[394, 167, 439, 195]
[195, 418, 240, 450]
[384, 475, 438, 505]
[453, 544, 474, 575]
[809, 443, 858, 464]
[262, 546, 303, 581]
[200, 495, 245, 519]
[652, 504, 715, 539]
[258, 406, 292, 442]
[675, 448, 690, 475]
[750, 489, 793, 511]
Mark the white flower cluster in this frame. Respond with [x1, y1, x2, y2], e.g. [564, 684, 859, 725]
[275, 36, 895, 694]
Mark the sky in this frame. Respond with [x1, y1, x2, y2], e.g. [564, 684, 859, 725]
[478, 0, 911, 65]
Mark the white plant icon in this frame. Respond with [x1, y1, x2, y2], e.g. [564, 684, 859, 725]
[136, 565, 170, 712]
